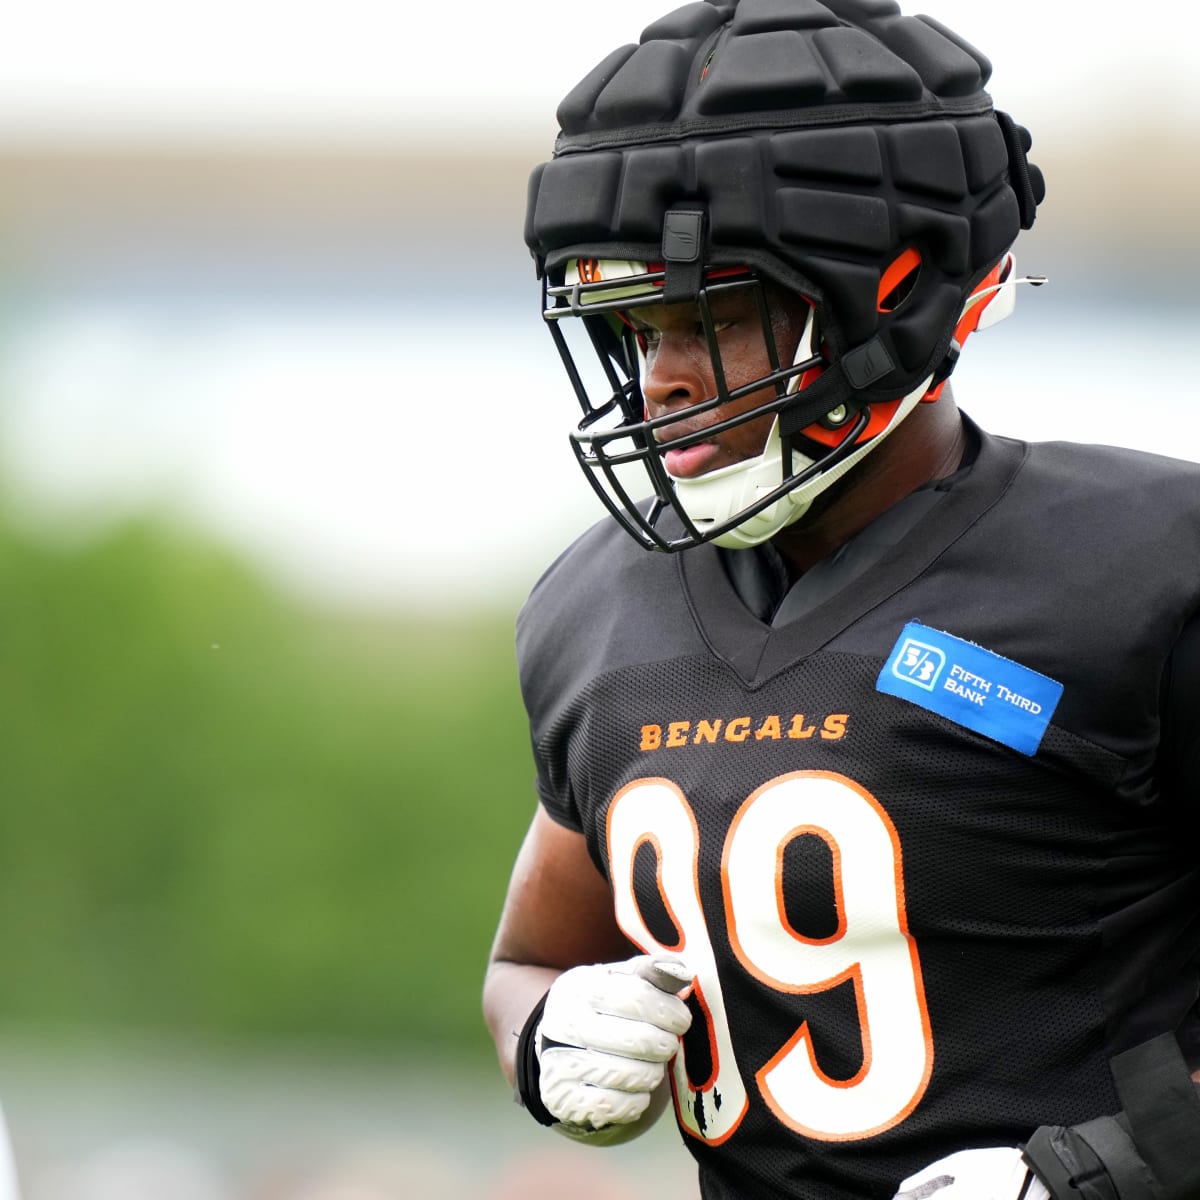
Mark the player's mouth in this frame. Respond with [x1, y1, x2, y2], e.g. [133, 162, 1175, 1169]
[653, 413, 725, 478]
[663, 440, 723, 478]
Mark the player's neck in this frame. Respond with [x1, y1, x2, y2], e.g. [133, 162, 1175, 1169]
[770, 396, 967, 581]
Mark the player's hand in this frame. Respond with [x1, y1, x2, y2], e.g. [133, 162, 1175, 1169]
[536, 954, 693, 1130]
[893, 1146, 1051, 1200]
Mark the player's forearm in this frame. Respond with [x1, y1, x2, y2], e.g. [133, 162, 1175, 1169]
[482, 959, 562, 1085]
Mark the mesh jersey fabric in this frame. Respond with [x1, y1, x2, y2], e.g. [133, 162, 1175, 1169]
[724, 478, 952, 627]
[514, 424, 1200, 1200]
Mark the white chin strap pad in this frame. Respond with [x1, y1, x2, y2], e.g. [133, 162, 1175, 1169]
[970, 250, 1020, 331]
[675, 373, 933, 550]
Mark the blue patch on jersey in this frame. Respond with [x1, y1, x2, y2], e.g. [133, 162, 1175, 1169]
[877, 622, 1063, 756]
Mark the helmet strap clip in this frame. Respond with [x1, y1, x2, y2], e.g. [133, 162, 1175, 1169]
[661, 208, 706, 303]
[842, 335, 896, 390]
[932, 338, 963, 388]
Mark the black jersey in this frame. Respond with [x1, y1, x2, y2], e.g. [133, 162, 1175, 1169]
[516, 426, 1200, 1200]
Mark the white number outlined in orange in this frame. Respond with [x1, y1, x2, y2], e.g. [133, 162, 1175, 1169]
[724, 771, 933, 1140]
[607, 771, 933, 1144]
[608, 779, 749, 1143]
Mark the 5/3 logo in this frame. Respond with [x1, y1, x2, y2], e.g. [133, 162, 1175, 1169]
[892, 638, 947, 691]
[607, 771, 933, 1144]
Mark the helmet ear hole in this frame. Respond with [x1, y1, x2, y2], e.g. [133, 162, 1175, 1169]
[878, 248, 923, 314]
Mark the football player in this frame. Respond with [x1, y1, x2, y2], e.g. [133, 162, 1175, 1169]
[483, 2, 1200, 1197]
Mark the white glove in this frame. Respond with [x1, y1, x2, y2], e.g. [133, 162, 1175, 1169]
[893, 1147, 1051, 1200]
[537, 954, 693, 1130]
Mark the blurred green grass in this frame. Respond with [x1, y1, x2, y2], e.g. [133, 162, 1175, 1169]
[0, 516, 535, 1060]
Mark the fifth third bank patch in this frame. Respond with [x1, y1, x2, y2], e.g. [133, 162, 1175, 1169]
[876, 621, 1063, 756]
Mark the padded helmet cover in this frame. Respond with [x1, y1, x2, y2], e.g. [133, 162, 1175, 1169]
[525, 0, 1046, 409]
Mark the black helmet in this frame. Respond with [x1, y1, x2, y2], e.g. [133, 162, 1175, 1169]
[526, 0, 1045, 552]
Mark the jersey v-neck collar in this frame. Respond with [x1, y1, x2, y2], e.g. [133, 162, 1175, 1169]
[674, 422, 1029, 686]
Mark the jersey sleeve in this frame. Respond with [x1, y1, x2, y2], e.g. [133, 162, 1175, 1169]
[514, 508, 732, 838]
[515, 540, 591, 834]
[513, 510, 702, 835]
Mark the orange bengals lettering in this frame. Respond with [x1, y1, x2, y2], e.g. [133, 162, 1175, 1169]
[639, 713, 849, 751]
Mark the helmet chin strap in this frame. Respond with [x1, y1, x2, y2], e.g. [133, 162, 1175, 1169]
[964, 254, 1047, 333]
[669, 254, 1047, 550]
[670, 302, 928, 550]
[672, 258, 1046, 552]
[925, 253, 1046, 399]
[673, 372, 933, 551]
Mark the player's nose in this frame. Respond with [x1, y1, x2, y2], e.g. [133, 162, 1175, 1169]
[641, 335, 711, 418]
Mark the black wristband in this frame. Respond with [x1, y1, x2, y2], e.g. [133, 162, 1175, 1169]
[513, 990, 558, 1127]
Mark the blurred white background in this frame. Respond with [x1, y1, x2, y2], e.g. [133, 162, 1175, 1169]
[0, 0, 1197, 609]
